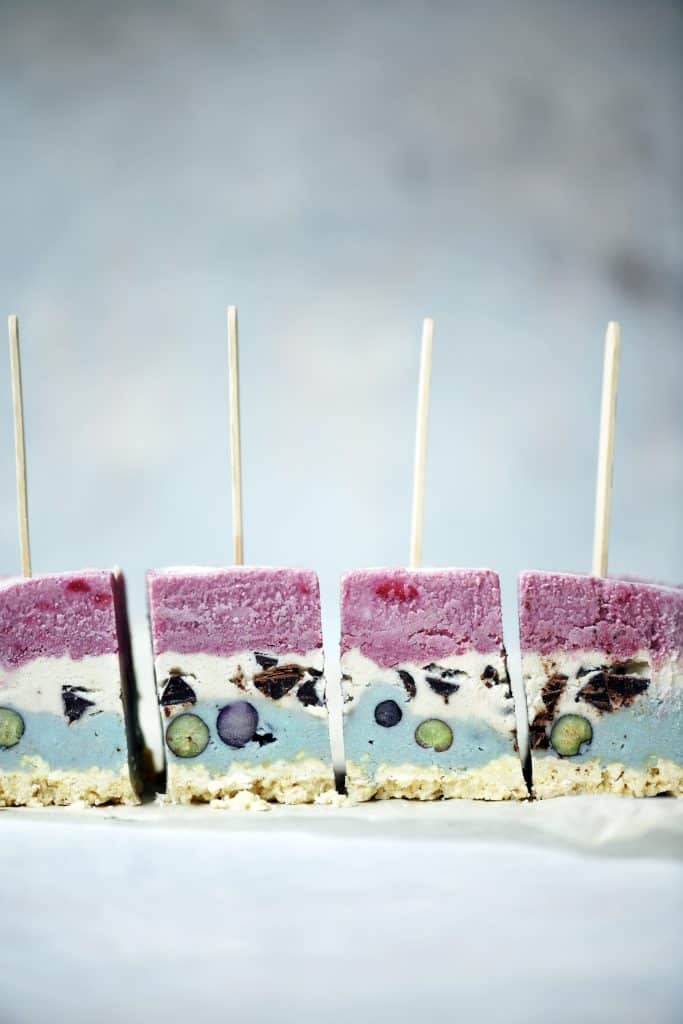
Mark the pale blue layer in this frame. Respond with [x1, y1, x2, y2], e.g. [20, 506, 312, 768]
[164, 698, 332, 770]
[0, 708, 129, 773]
[536, 698, 683, 768]
[343, 683, 515, 775]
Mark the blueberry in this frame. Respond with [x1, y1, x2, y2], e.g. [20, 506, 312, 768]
[0, 707, 25, 749]
[217, 701, 259, 748]
[374, 700, 402, 727]
[550, 715, 593, 757]
[165, 713, 210, 758]
[415, 718, 453, 752]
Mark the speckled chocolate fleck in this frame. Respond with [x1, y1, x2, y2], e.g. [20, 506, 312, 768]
[253, 731, 277, 747]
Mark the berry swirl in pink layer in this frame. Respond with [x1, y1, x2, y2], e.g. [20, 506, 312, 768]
[519, 571, 683, 667]
[341, 568, 506, 667]
[0, 571, 119, 670]
[147, 567, 323, 658]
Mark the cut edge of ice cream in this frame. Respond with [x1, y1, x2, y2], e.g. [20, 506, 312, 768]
[0, 568, 145, 806]
[340, 567, 526, 801]
[519, 570, 683, 799]
[146, 566, 335, 804]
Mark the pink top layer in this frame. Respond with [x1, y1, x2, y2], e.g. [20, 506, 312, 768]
[519, 571, 683, 665]
[0, 571, 119, 670]
[147, 567, 323, 657]
[340, 568, 505, 666]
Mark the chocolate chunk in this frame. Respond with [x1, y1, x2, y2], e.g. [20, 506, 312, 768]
[425, 677, 460, 702]
[528, 676, 568, 748]
[62, 686, 96, 724]
[578, 670, 649, 713]
[308, 667, 323, 678]
[540, 674, 568, 718]
[423, 663, 463, 679]
[297, 680, 323, 708]
[397, 670, 416, 700]
[254, 653, 278, 669]
[253, 664, 304, 700]
[160, 675, 197, 707]
[576, 665, 597, 679]
[253, 731, 277, 747]
[529, 721, 550, 749]
[481, 665, 499, 683]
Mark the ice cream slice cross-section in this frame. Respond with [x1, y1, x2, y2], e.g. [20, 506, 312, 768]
[147, 566, 335, 804]
[340, 568, 526, 800]
[0, 570, 143, 806]
[519, 571, 683, 798]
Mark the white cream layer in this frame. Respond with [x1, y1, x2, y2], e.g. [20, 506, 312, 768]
[340, 647, 515, 735]
[523, 648, 682, 727]
[0, 653, 124, 717]
[154, 649, 327, 718]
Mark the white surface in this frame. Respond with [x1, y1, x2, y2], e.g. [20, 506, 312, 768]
[1, 797, 682, 1024]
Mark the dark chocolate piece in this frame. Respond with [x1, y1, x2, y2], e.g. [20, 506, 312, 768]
[253, 731, 277, 747]
[577, 670, 649, 713]
[254, 653, 278, 669]
[62, 686, 96, 724]
[425, 677, 460, 702]
[297, 680, 323, 708]
[397, 669, 416, 700]
[159, 675, 197, 707]
[253, 664, 304, 700]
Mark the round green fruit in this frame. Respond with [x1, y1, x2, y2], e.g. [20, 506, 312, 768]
[0, 707, 25, 749]
[166, 713, 210, 758]
[550, 714, 593, 757]
[415, 718, 453, 752]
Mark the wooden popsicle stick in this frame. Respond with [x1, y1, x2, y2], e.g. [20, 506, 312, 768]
[8, 315, 32, 577]
[592, 321, 621, 577]
[227, 306, 244, 565]
[409, 317, 434, 568]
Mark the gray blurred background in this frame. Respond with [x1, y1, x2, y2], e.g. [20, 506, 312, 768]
[1, 0, 681, 663]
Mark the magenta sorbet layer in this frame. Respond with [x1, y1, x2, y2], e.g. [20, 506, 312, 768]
[340, 568, 505, 667]
[147, 567, 323, 656]
[519, 571, 683, 665]
[0, 571, 121, 670]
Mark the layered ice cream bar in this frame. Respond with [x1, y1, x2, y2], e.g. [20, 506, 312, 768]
[520, 571, 683, 798]
[0, 570, 143, 806]
[341, 568, 526, 800]
[147, 567, 335, 804]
